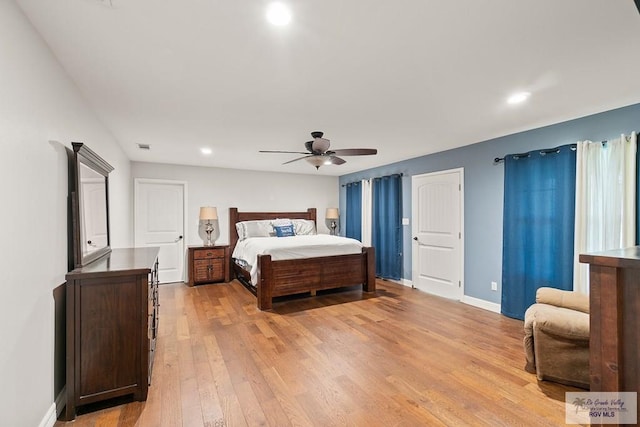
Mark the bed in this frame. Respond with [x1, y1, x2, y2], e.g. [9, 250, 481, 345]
[229, 207, 376, 310]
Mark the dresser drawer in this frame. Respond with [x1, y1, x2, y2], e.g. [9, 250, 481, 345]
[193, 248, 225, 260]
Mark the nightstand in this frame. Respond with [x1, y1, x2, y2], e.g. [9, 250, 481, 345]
[187, 245, 230, 286]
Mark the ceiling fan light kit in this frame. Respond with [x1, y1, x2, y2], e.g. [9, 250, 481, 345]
[260, 131, 377, 170]
[306, 156, 328, 168]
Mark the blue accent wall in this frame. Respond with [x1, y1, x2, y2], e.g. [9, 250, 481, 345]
[339, 103, 640, 303]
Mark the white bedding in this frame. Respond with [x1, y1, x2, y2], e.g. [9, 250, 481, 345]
[232, 235, 364, 285]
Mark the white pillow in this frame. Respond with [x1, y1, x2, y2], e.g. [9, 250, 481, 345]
[235, 222, 246, 240]
[271, 218, 292, 227]
[292, 219, 317, 235]
[235, 220, 274, 240]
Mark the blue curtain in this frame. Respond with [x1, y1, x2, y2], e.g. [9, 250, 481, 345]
[345, 181, 362, 241]
[372, 174, 402, 280]
[501, 145, 576, 320]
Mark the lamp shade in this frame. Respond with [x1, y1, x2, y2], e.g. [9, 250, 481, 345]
[199, 206, 218, 221]
[325, 208, 339, 219]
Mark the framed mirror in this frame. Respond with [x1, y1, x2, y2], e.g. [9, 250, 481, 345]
[70, 142, 114, 269]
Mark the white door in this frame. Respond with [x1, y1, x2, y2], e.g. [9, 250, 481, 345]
[135, 179, 186, 283]
[81, 180, 108, 253]
[412, 169, 463, 300]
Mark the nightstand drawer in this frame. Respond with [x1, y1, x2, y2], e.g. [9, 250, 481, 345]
[193, 248, 224, 260]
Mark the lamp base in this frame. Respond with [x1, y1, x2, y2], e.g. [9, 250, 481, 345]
[204, 223, 214, 246]
[330, 221, 337, 236]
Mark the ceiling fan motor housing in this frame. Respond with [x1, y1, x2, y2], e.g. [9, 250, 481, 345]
[311, 137, 330, 153]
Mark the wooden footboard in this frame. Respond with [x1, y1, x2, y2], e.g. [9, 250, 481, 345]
[256, 247, 375, 310]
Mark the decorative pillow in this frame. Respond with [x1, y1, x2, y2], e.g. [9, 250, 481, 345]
[274, 224, 295, 237]
[292, 219, 317, 235]
[236, 220, 274, 240]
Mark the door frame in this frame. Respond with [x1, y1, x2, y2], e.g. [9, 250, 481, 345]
[134, 178, 188, 283]
[411, 167, 465, 299]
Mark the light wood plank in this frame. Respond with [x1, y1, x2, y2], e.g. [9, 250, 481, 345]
[55, 279, 582, 426]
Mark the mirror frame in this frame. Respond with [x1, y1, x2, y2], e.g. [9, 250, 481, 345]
[70, 142, 114, 269]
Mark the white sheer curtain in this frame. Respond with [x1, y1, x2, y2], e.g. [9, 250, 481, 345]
[361, 179, 372, 246]
[573, 132, 637, 294]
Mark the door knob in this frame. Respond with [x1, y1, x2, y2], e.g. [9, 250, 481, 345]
[413, 237, 418, 241]
[175, 235, 183, 242]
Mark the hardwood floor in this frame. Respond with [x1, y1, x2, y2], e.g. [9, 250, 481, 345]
[55, 279, 580, 426]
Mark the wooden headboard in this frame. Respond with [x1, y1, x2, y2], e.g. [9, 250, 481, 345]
[228, 207, 317, 261]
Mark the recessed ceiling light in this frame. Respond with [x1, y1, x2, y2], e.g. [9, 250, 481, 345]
[201, 147, 212, 155]
[266, 2, 291, 26]
[507, 92, 531, 105]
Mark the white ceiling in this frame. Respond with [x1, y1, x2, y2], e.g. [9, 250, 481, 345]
[16, 0, 640, 176]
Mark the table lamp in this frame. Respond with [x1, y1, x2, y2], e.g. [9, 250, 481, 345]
[199, 206, 218, 246]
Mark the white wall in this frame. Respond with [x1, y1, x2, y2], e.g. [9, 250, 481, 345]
[131, 162, 340, 248]
[0, 2, 133, 426]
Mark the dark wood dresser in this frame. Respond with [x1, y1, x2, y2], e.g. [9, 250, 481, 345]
[187, 245, 230, 286]
[580, 246, 640, 421]
[63, 247, 160, 420]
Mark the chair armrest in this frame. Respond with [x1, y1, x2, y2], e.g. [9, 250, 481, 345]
[536, 287, 589, 314]
[532, 305, 590, 340]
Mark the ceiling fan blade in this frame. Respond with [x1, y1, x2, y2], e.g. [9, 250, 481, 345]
[330, 148, 377, 156]
[260, 150, 310, 154]
[283, 155, 314, 165]
[327, 156, 346, 165]
[311, 137, 331, 153]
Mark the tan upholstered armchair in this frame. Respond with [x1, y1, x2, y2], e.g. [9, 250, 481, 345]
[523, 287, 590, 389]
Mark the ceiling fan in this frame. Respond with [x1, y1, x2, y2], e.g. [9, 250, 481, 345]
[260, 131, 378, 170]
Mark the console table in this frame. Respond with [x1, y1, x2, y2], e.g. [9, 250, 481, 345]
[579, 246, 640, 420]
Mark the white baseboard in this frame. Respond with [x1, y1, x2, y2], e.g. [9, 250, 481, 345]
[376, 277, 410, 287]
[55, 386, 66, 417]
[400, 279, 413, 288]
[461, 295, 501, 313]
[38, 387, 65, 427]
[391, 279, 501, 313]
[38, 403, 57, 427]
